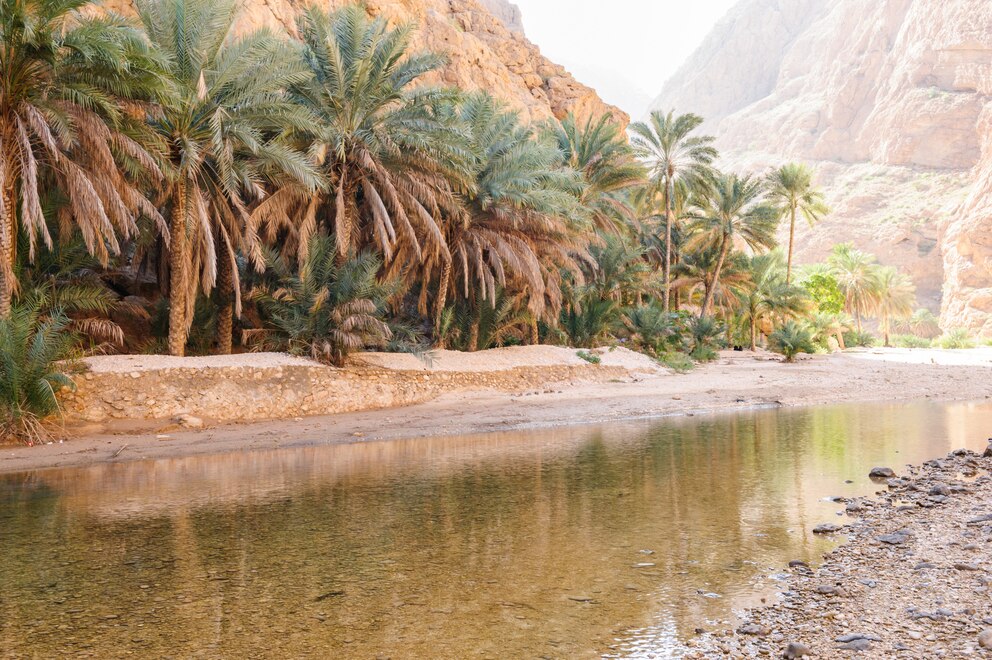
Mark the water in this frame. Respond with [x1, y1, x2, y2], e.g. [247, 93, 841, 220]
[1, 401, 991, 658]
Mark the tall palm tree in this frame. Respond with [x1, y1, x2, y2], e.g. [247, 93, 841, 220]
[689, 173, 778, 318]
[138, 0, 320, 356]
[827, 243, 881, 333]
[874, 266, 915, 346]
[253, 4, 473, 273]
[547, 112, 645, 231]
[765, 163, 829, 284]
[0, 0, 168, 317]
[433, 93, 587, 347]
[738, 251, 808, 350]
[630, 110, 717, 311]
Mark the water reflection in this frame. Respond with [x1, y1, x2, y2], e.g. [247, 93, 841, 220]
[1, 401, 991, 658]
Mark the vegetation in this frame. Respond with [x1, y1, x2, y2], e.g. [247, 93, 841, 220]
[769, 321, 816, 363]
[0, 302, 78, 443]
[2, 0, 982, 438]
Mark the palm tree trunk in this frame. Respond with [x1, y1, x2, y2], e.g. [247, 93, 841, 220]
[529, 317, 539, 345]
[0, 182, 15, 318]
[786, 205, 797, 285]
[700, 236, 729, 318]
[167, 178, 189, 357]
[215, 237, 234, 355]
[434, 261, 450, 346]
[750, 317, 757, 351]
[856, 310, 863, 334]
[663, 178, 673, 312]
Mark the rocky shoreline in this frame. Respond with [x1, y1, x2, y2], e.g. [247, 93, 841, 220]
[687, 446, 992, 658]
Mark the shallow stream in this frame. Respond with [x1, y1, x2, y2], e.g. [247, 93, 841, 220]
[2, 401, 991, 658]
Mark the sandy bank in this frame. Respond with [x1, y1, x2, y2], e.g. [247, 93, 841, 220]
[688, 448, 992, 658]
[1, 347, 991, 474]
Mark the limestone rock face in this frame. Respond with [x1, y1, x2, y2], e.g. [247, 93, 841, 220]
[107, 0, 620, 126]
[654, 0, 992, 335]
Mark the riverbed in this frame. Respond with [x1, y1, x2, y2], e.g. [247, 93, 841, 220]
[3, 401, 992, 657]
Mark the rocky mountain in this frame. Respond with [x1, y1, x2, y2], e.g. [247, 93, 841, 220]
[653, 0, 992, 336]
[105, 0, 619, 126]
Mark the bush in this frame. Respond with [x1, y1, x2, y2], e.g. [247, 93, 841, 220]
[576, 350, 601, 364]
[843, 329, 878, 348]
[935, 329, 976, 350]
[657, 351, 695, 373]
[769, 322, 816, 363]
[623, 304, 686, 354]
[246, 238, 393, 366]
[0, 303, 78, 444]
[688, 316, 724, 362]
[892, 334, 931, 349]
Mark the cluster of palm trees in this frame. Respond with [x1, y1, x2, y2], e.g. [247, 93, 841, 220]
[1, 0, 929, 369]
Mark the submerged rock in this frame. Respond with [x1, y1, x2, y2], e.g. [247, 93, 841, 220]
[869, 467, 896, 479]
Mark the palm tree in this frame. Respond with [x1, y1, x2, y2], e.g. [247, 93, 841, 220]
[688, 173, 779, 318]
[630, 110, 717, 311]
[253, 4, 473, 273]
[247, 236, 393, 366]
[547, 112, 645, 231]
[0, 0, 168, 317]
[874, 266, 916, 346]
[738, 251, 809, 350]
[138, 0, 320, 356]
[432, 93, 587, 346]
[827, 243, 881, 333]
[765, 163, 829, 284]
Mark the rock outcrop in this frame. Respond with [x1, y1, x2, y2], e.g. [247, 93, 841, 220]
[654, 0, 992, 335]
[106, 0, 619, 126]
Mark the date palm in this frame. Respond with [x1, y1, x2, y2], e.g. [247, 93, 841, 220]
[874, 266, 915, 346]
[138, 0, 320, 356]
[630, 110, 717, 311]
[548, 112, 644, 231]
[0, 0, 168, 317]
[738, 251, 809, 350]
[689, 173, 778, 318]
[428, 93, 587, 345]
[254, 4, 473, 273]
[827, 243, 882, 333]
[765, 163, 829, 284]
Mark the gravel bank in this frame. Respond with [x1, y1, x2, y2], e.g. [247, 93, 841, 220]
[687, 448, 992, 658]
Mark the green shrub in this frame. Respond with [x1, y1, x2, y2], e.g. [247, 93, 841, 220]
[657, 351, 695, 373]
[769, 322, 816, 363]
[0, 303, 79, 444]
[843, 329, 878, 348]
[688, 316, 724, 362]
[247, 237, 393, 366]
[892, 334, 931, 349]
[576, 350, 601, 364]
[623, 304, 685, 354]
[935, 329, 976, 350]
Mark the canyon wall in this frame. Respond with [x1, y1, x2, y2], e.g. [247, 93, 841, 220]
[106, 0, 620, 126]
[654, 0, 992, 335]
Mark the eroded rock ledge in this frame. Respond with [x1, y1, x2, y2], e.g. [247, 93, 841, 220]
[62, 346, 664, 428]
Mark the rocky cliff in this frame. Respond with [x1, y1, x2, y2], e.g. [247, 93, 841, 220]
[107, 0, 619, 126]
[653, 0, 992, 335]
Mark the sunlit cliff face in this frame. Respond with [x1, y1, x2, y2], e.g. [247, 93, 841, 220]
[653, 0, 992, 336]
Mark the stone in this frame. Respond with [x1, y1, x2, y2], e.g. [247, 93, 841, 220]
[835, 633, 882, 643]
[930, 483, 952, 496]
[783, 642, 811, 658]
[739, 623, 771, 636]
[979, 629, 992, 649]
[870, 467, 896, 479]
[954, 562, 980, 571]
[177, 414, 204, 429]
[838, 639, 871, 651]
[878, 531, 911, 545]
[813, 523, 842, 534]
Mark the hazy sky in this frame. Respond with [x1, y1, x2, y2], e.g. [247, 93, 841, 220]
[512, 0, 739, 118]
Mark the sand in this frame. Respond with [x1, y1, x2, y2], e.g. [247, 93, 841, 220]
[2, 346, 991, 474]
